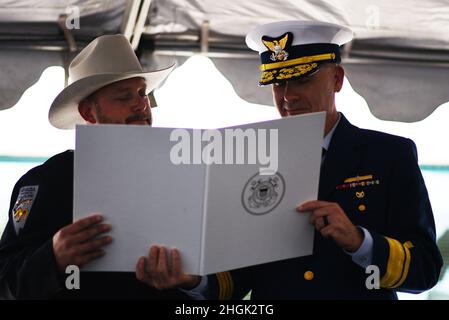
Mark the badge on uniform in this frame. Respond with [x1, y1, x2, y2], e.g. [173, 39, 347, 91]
[12, 185, 39, 235]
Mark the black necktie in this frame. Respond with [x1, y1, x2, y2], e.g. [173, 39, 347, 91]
[321, 147, 327, 164]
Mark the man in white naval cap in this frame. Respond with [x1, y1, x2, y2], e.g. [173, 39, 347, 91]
[135, 21, 442, 299]
[0, 34, 192, 299]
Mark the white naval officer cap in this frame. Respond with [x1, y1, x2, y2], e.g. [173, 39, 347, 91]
[245, 20, 353, 86]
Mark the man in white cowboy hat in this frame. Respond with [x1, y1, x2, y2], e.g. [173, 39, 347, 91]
[0, 34, 190, 299]
[144, 20, 442, 299]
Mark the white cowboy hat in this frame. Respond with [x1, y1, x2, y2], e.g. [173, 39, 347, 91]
[49, 34, 175, 129]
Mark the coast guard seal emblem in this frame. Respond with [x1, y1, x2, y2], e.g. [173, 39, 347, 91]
[242, 172, 285, 215]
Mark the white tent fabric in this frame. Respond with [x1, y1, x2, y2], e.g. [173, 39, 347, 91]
[344, 62, 449, 122]
[148, 0, 449, 122]
[0, 0, 124, 22]
[1, 0, 449, 122]
[149, 0, 449, 47]
[0, 50, 62, 110]
[0, 0, 125, 110]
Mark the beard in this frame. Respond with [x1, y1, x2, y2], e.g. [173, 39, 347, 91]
[125, 112, 152, 126]
[94, 103, 152, 126]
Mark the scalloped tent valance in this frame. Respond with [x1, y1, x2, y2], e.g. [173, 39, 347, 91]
[1, 0, 449, 122]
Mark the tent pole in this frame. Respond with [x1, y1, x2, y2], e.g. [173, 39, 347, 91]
[121, 0, 142, 41]
[57, 14, 77, 87]
[131, 0, 152, 50]
[201, 20, 210, 54]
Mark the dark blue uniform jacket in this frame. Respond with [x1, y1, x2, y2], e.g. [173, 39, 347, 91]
[208, 114, 442, 300]
[0, 150, 189, 299]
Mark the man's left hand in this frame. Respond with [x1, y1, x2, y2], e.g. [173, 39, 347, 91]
[297, 200, 363, 252]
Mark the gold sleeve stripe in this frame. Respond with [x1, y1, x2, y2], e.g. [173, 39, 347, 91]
[221, 272, 230, 300]
[404, 241, 414, 249]
[224, 271, 234, 300]
[216, 272, 227, 300]
[260, 53, 336, 71]
[391, 241, 413, 288]
[216, 272, 233, 300]
[380, 237, 405, 288]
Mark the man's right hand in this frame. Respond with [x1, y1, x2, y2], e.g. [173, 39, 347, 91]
[136, 246, 201, 290]
[52, 214, 112, 273]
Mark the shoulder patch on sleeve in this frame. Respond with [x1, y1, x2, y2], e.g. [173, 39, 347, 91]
[12, 185, 39, 235]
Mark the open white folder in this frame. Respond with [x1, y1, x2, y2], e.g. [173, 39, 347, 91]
[74, 112, 325, 275]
